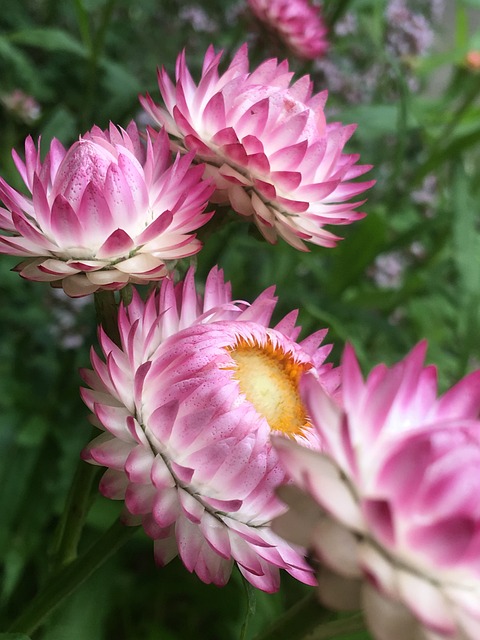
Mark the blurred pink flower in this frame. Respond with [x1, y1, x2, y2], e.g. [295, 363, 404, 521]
[0, 123, 213, 296]
[141, 45, 374, 251]
[273, 342, 480, 639]
[248, 0, 328, 60]
[0, 89, 41, 123]
[81, 266, 339, 591]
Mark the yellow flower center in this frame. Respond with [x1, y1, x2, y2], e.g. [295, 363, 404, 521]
[226, 335, 311, 437]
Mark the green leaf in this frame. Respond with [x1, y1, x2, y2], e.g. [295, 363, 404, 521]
[327, 211, 387, 295]
[39, 107, 77, 147]
[81, 0, 110, 10]
[415, 49, 466, 75]
[42, 560, 115, 640]
[417, 125, 480, 180]
[8, 28, 86, 57]
[338, 104, 416, 138]
[0, 438, 46, 557]
[16, 415, 49, 447]
[0, 36, 38, 89]
[455, 6, 470, 48]
[0, 634, 32, 639]
[99, 57, 143, 112]
[1, 545, 27, 603]
[452, 164, 480, 295]
[253, 597, 366, 640]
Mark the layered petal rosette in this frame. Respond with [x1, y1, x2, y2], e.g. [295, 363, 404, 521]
[273, 342, 480, 639]
[0, 123, 214, 296]
[248, 0, 328, 61]
[140, 45, 374, 251]
[81, 267, 339, 591]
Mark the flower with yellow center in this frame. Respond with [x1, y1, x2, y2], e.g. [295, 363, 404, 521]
[81, 266, 339, 591]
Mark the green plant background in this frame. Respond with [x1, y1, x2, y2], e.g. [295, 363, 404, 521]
[0, 0, 480, 638]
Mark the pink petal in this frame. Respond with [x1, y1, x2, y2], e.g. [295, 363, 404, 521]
[50, 194, 84, 247]
[96, 228, 135, 259]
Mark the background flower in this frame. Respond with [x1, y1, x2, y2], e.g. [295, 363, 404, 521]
[0, 123, 214, 296]
[273, 343, 480, 639]
[0, 89, 41, 124]
[141, 44, 374, 251]
[247, 0, 328, 61]
[81, 266, 339, 591]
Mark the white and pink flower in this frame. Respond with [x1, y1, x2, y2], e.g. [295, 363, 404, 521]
[273, 342, 480, 639]
[248, 0, 328, 60]
[0, 123, 214, 296]
[81, 266, 339, 591]
[141, 45, 374, 251]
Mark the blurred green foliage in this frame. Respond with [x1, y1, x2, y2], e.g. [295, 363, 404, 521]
[0, 0, 480, 638]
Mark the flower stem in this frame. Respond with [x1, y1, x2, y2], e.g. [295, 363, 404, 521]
[49, 290, 121, 571]
[49, 452, 99, 570]
[253, 592, 365, 640]
[26, 288, 123, 628]
[8, 518, 138, 636]
[74, 0, 117, 129]
[94, 289, 121, 346]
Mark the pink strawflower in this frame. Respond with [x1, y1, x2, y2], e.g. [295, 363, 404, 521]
[81, 266, 339, 591]
[140, 45, 374, 251]
[273, 342, 480, 639]
[248, 0, 328, 60]
[0, 123, 214, 297]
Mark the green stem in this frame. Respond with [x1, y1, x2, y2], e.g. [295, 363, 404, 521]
[73, 0, 93, 51]
[49, 453, 99, 570]
[253, 592, 365, 640]
[8, 518, 138, 636]
[92, 0, 117, 61]
[94, 289, 121, 346]
[240, 577, 256, 640]
[49, 290, 120, 571]
[384, 55, 410, 194]
[74, 0, 117, 129]
[40, 289, 122, 598]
